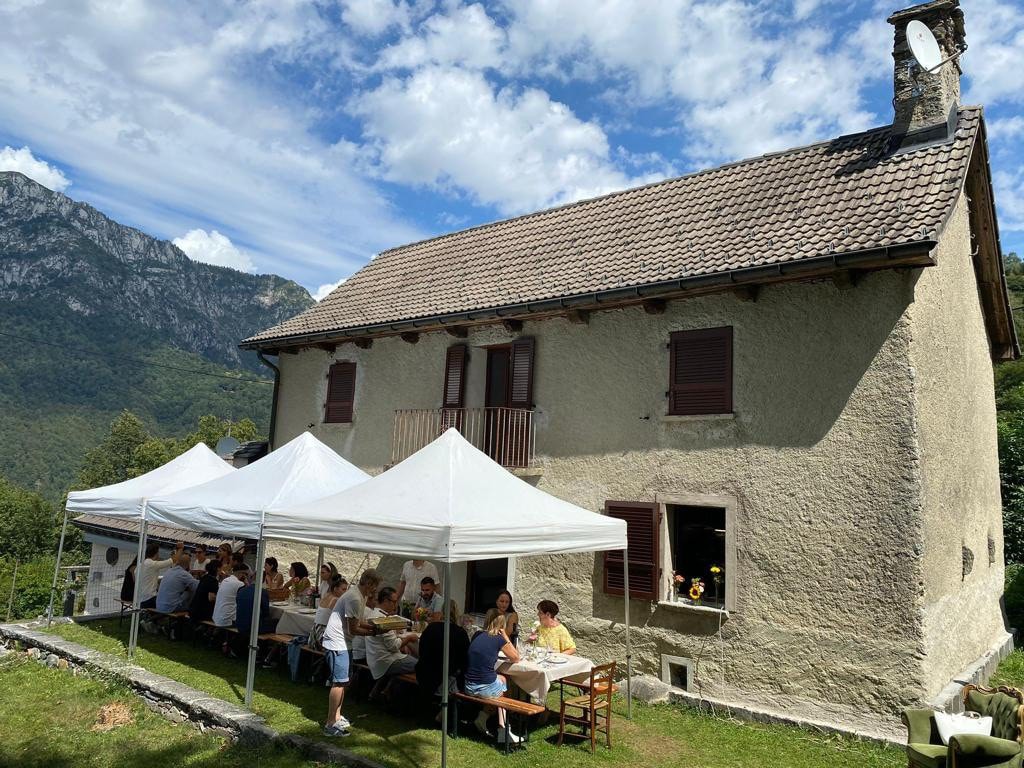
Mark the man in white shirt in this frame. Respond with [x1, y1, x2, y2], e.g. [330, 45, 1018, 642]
[397, 559, 439, 607]
[212, 564, 248, 627]
[322, 568, 381, 737]
[365, 587, 418, 694]
[138, 541, 184, 608]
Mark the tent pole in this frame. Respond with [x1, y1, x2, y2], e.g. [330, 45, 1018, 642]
[316, 545, 325, 581]
[128, 504, 149, 661]
[623, 546, 632, 720]
[441, 561, 451, 768]
[244, 527, 267, 709]
[46, 507, 70, 628]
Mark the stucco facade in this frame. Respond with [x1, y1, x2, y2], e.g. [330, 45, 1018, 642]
[266, 184, 1007, 726]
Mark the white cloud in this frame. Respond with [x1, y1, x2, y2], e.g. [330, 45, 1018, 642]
[990, 116, 1024, 143]
[377, 4, 505, 70]
[354, 66, 646, 214]
[313, 278, 347, 301]
[0, 145, 71, 191]
[340, 0, 409, 37]
[173, 229, 256, 272]
[962, 0, 1024, 106]
[995, 169, 1024, 233]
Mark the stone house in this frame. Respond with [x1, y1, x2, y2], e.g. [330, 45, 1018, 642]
[243, 0, 1016, 727]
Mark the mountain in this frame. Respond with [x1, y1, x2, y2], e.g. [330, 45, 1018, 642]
[0, 171, 315, 499]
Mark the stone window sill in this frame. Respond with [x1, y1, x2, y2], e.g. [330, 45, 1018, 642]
[661, 413, 736, 423]
[657, 600, 730, 619]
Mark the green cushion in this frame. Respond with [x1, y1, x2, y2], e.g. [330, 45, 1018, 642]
[908, 742, 947, 768]
[966, 690, 1023, 742]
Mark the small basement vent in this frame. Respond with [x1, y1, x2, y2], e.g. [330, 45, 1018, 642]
[660, 654, 693, 692]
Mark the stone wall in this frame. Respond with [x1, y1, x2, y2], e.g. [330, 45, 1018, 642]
[906, 193, 1012, 698]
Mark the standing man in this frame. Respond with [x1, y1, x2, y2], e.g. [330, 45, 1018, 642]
[397, 559, 439, 613]
[138, 541, 184, 609]
[322, 568, 382, 737]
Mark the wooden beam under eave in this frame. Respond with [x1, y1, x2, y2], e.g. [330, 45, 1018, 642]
[316, 342, 337, 353]
[831, 270, 863, 291]
[400, 332, 420, 344]
[354, 338, 373, 349]
[733, 284, 760, 302]
[445, 326, 469, 338]
[502, 319, 524, 332]
[280, 347, 299, 355]
[642, 299, 667, 315]
[566, 309, 590, 324]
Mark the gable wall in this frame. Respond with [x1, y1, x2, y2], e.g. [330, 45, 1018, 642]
[907, 193, 1012, 698]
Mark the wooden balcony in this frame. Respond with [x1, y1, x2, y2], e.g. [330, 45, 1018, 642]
[391, 407, 536, 469]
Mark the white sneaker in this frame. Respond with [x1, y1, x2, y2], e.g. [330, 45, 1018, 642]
[497, 729, 522, 744]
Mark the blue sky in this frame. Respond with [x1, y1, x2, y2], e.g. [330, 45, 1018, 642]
[1, 0, 1022, 299]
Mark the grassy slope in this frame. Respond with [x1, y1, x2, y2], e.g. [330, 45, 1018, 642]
[47, 620, 903, 768]
[0, 655, 309, 768]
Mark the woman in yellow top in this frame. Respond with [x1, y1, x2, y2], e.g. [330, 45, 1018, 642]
[535, 599, 575, 655]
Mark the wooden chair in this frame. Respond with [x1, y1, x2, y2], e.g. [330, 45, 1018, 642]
[557, 661, 616, 753]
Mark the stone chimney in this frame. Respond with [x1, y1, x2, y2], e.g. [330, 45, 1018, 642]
[887, 0, 966, 144]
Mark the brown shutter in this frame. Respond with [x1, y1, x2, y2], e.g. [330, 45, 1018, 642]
[508, 337, 535, 409]
[668, 326, 732, 415]
[603, 501, 660, 600]
[442, 345, 467, 408]
[324, 361, 356, 423]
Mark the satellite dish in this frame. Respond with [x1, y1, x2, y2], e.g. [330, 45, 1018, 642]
[906, 20, 944, 72]
[215, 436, 240, 457]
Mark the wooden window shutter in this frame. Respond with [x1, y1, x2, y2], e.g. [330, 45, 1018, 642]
[324, 361, 356, 423]
[442, 345, 468, 408]
[668, 326, 733, 416]
[603, 501, 660, 600]
[508, 337, 535, 409]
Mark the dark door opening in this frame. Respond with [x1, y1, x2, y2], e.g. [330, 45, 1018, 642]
[484, 347, 511, 460]
[465, 558, 508, 614]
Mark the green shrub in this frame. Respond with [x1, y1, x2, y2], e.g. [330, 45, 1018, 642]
[1005, 564, 1024, 632]
[0, 555, 57, 621]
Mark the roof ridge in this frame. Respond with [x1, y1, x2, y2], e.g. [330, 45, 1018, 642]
[376, 119, 902, 257]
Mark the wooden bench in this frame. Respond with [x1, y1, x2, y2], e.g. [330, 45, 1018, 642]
[452, 691, 545, 752]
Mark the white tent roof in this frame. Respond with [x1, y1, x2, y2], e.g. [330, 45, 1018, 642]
[145, 431, 370, 539]
[263, 429, 627, 562]
[65, 442, 234, 518]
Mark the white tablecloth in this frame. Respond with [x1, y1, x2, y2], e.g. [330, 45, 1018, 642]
[268, 602, 316, 637]
[498, 654, 593, 703]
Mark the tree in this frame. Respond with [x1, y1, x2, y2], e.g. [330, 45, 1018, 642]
[999, 414, 1024, 564]
[0, 476, 55, 561]
[183, 415, 260, 450]
[70, 410, 150, 492]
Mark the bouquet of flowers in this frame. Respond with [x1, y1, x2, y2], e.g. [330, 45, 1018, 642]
[709, 564, 723, 605]
[672, 571, 685, 599]
[688, 577, 706, 604]
[528, 620, 540, 644]
[415, 606, 430, 622]
[400, 600, 414, 619]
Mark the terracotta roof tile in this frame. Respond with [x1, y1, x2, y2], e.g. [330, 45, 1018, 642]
[246, 108, 983, 346]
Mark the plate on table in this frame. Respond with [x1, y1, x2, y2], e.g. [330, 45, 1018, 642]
[543, 655, 569, 665]
[270, 601, 290, 607]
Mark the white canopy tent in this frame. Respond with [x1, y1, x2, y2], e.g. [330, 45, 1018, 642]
[266, 429, 631, 767]
[142, 431, 371, 693]
[47, 443, 235, 629]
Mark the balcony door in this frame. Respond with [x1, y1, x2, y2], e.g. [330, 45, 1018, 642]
[484, 346, 512, 462]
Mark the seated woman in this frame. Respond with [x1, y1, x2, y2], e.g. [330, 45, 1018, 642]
[416, 601, 470, 726]
[535, 600, 576, 655]
[216, 543, 233, 579]
[318, 562, 339, 598]
[465, 614, 522, 744]
[310, 574, 348, 650]
[263, 557, 285, 590]
[484, 590, 519, 647]
[284, 562, 311, 598]
[120, 557, 137, 605]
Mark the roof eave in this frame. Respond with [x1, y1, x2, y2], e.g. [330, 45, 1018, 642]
[240, 241, 938, 351]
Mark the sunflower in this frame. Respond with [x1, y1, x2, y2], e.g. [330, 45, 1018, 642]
[689, 585, 702, 600]
[710, 565, 722, 575]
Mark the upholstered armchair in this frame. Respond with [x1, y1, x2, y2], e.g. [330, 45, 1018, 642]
[903, 685, 1024, 768]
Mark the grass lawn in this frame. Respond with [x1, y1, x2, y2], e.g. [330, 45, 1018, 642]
[0, 654, 310, 768]
[988, 649, 1024, 689]
[40, 619, 906, 768]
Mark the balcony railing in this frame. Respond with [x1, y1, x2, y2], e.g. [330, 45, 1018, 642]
[391, 407, 536, 469]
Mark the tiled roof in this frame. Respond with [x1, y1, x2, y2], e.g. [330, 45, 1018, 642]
[245, 108, 983, 347]
[72, 514, 251, 548]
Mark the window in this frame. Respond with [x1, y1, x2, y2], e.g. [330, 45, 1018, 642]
[324, 361, 356, 423]
[603, 501, 660, 600]
[667, 505, 726, 608]
[668, 326, 733, 415]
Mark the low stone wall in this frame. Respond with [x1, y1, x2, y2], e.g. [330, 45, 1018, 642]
[0, 621, 382, 768]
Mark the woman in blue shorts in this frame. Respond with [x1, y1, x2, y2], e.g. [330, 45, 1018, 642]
[465, 613, 521, 744]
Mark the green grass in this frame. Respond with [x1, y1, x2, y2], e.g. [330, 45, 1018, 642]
[989, 649, 1024, 689]
[42, 619, 904, 768]
[0, 653, 310, 768]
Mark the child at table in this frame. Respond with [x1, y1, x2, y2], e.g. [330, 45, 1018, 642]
[310, 575, 348, 650]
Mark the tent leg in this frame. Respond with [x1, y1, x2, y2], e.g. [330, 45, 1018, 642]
[623, 546, 632, 720]
[46, 508, 70, 628]
[245, 531, 267, 709]
[316, 545, 324, 580]
[128, 509, 149, 661]
[441, 562, 451, 768]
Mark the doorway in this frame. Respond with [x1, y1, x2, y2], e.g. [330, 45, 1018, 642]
[465, 558, 508, 614]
